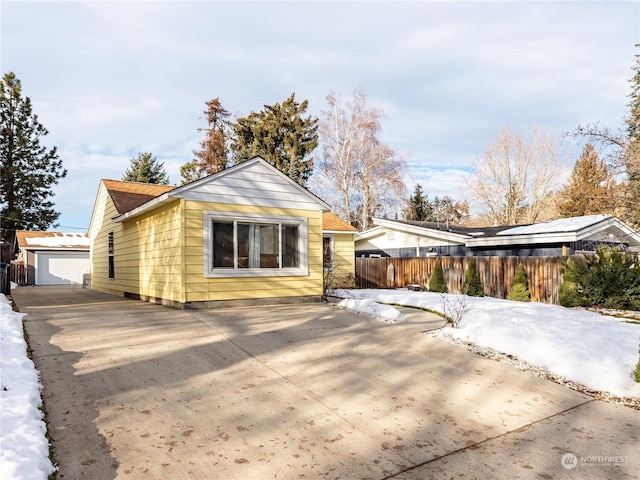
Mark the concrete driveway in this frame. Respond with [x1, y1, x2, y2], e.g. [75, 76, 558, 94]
[12, 286, 640, 479]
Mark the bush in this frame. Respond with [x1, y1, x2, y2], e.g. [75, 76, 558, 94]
[635, 342, 640, 383]
[507, 264, 531, 302]
[429, 259, 447, 293]
[558, 257, 587, 307]
[462, 258, 484, 297]
[581, 248, 640, 310]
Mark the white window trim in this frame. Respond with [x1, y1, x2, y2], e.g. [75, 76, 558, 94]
[204, 211, 308, 278]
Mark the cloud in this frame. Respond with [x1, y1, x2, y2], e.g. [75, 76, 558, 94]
[2, 1, 637, 230]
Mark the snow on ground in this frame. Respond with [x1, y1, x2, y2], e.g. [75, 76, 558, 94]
[337, 298, 406, 323]
[334, 289, 640, 399]
[0, 293, 56, 480]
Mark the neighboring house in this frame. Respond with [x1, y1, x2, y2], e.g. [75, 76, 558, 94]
[355, 215, 640, 258]
[88, 156, 339, 308]
[322, 212, 358, 288]
[13, 231, 90, 285]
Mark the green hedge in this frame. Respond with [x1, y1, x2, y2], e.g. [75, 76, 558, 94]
[559, 248, 640, 311]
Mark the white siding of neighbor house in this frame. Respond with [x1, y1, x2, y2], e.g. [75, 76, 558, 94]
[356, 229, 464, 252]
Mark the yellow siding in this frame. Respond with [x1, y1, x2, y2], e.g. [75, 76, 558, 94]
[89, 189, 325, 306]
[183, 201, 324, 303]
[327, 233, 356, 288]
[88, 185, 184, 302]
[124, 201, 183, 302]
[89, 183, 125, 296]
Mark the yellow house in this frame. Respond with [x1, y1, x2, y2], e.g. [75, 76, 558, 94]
[322, 212, 358, 289]
[88, 157, 339, 308]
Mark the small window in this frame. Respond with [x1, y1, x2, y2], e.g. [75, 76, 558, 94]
[108, 232, 114, 279]
[323, 235, 333, 268]
[205, 212, 308, 277]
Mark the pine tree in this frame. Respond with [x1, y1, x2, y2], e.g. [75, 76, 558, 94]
[1, 72, 67, 249]
[507, 264, 531, 302]
[231, 93, 318, 187]
[428, 259, 447, 293]
[624, 46, 640, 227]
[182, 98, 232, 184]
[463, 258, 484, 297]
[122, 152, 170, 184]
[406, 184, 435, 221]
[558, 257, 586, 307]
[557, 144, 615, 217]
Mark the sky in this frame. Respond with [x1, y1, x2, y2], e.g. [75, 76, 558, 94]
[1, 1, 639, 232]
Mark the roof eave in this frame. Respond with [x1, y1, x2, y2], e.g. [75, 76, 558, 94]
[372, 218, 470, 243]
[112, 191, 175, 223]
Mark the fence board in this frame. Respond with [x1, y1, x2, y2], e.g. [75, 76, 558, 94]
[355, 256, 568, 304]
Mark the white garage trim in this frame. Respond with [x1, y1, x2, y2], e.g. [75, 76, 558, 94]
[35, 251, 91, 285]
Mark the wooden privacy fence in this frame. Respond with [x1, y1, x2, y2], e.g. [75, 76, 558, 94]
[355, 256, 567, 304]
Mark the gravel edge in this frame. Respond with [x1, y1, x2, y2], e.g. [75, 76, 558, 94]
[426, 328, 640, 411]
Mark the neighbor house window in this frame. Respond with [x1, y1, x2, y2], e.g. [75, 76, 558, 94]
[108, 231, 115, 279]
[204, 211, 308, 277]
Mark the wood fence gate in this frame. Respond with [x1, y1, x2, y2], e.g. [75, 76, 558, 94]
[355, 256, 567, 304]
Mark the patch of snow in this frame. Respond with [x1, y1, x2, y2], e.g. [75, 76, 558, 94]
[337, 298, 406, 324]
[497, 214, 609, 235]
[0, 294, 56, 479]
[24, 233, 89, 248]
[332, 288, 640, 399]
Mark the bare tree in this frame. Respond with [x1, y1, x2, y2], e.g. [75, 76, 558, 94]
[318, 87, 406, 230]
[465, 127, 562, 225]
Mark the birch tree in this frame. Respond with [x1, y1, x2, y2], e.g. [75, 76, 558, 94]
[318, 88, 406, 230]
[465, 127, 561, 225]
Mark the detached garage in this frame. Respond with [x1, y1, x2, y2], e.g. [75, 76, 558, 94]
[14, 231, 90, 286]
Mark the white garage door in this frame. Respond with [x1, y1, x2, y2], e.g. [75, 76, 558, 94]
[35, 251, 91, 285]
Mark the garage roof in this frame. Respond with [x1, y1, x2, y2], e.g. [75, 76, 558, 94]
[15, 231, 90, 250]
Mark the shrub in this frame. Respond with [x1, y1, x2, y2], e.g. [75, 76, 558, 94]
[558, 257, 587, 307]
[429, 259, 447, 293]
[462, 258, 484, 297]
[635, 341, 640, 383]
[507, 263, 531, 302]
[580, 248, 640, 310]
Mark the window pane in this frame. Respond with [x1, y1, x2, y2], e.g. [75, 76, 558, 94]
[213, 222, 234, 268]
[236, 223, 250, 268]
[259, 224, 279, 268]
[323, 236, 332, 268]
[283, 225, 299, 268]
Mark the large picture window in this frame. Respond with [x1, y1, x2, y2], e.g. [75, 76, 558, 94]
[205, 212, 307, 277]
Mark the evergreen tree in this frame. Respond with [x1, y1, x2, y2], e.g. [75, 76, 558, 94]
[558, 257, 587, 307]
[406, 184, 435, 221]
[1, 72, 67, 248]
[182, 98, 232, 184]
[463, 258, 484, 297]
[428, 259, 447, 293]
[122, 152, 170, 184]
[507, 264, 531, 302]
[624, 46, 640, 227]
[557, 144, 615, 217]
[231, 93, 318, 187]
